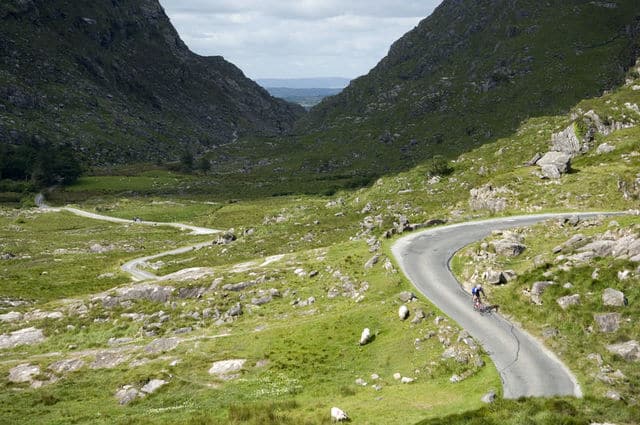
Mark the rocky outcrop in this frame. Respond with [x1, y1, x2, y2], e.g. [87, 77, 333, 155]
[469, 184, 509, 212]
[557, 294, 580, 310]
[0, 327, 45, 349]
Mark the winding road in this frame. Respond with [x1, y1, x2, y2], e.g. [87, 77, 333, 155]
[40, 196, 615, 398]
[37, 197, 220, 281]
[391, 213, 617, 399]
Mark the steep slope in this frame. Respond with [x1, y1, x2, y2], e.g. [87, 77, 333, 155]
[295, 0, 640, 177]
[0, 0, 304, 165]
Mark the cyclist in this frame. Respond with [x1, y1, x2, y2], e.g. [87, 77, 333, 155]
[471, 284, 485, 309]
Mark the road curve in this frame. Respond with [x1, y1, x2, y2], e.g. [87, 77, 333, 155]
[39, 201, 220, 281]
[392, 213, 618, 399]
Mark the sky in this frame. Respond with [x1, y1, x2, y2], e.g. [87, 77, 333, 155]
[158, 1, 443, 80]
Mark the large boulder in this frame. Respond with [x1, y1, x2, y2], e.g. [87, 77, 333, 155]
[578, 240, 616, 257]
[537, 151, 572, 177]
[606, 340, 640, 361]
[603, 288, 626, 307]
[551, 124, 581, 155]
[48, 358, 85, 374]
[594, 313, 621, 333]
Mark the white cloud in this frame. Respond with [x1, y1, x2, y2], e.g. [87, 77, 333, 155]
[158, 1, 443, 79]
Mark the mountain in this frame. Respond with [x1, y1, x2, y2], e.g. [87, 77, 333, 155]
[0, 0, 305, 166]
[256, 78, 351, 89]
[294, 0, 640, 177]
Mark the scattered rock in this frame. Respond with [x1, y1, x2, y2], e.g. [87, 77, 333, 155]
[551, 124, 581, 155]
[9, 363, 40, 383]
[359, 328, 372, 346]
[91, 350, 130, 369]
[481, 389, 497, 404]
[469, 184, 509, 212]
[401, 376, 415, 384]
[525, 152, 542, 166]
[48, 358, 85, 374]
[0, 327, 45, 349]
[144, 337, 180, 354]
[606, 340, 640, 361]
[491, 240, 526, 257]
[141, 379, 167, 394]
[227, 303, 243, 317]
[355, 378, 367, 386]
[209, 359, 246, 379]
[398, 305, 409, 320]
[330, 407, 349, 422]
[597, 143, 615, 154]
[398, 291, 416, 303]
[537, 151, 572, 178]
[603, 288, 627, 307]
[530, 281, 556, 304]
[594, 313, 621, 333]
[115, 385, 143, 405]
[364, 254, 380, 270]
[556, 294, 580, 310]
[0, 311, 22, 322]
[484, 269, 506, 285]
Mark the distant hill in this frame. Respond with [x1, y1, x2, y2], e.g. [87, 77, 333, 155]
[0, 0, 305, 166]
[262, 87, 344, 109]
[256, 78, 351, 89]
[294, 0, 640, 176]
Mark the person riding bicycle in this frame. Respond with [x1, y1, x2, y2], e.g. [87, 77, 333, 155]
[471, 284, 485, 308]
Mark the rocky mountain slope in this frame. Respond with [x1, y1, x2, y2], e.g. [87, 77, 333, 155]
[0, 0, 304, 165]
[293, 0, 640, 177]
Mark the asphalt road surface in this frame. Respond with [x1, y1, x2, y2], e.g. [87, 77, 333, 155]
[391, 213, 616, 398]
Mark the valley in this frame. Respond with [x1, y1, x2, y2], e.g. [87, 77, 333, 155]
[1, 0, 640, 424]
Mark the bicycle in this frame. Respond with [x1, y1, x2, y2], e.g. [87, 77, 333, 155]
[473, 299, 499, 315]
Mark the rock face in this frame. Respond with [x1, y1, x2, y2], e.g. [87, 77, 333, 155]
[0, 0, 304, 166]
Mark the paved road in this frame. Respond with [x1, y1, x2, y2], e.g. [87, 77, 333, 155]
[391, 213, 616, 398]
